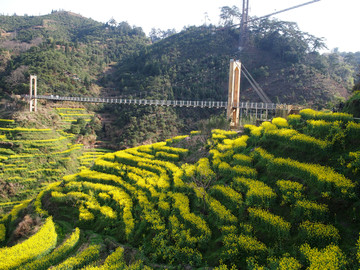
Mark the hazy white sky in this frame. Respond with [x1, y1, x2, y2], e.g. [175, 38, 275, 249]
[1, 0, 359, 52]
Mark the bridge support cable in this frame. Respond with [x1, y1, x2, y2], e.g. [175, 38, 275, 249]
[226, 59, 276, 128]
[241, 69, 271, 104]
[241, 64, 272, 103]
[249, 0, 321, 23]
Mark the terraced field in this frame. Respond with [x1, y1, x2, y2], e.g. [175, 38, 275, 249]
[0, 110, 110, 217]
[1, 109, 360, 269]
[55, 107, 94, 124]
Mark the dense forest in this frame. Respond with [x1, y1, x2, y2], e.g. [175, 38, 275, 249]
[0, 11, 148, 97]
[0, 9, 359, 147]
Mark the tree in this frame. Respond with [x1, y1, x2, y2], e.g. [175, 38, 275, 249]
[251, 19, 326, 63]
[353, 70, 360, 91]
[219, 6, 241, 26]
[149, 28, 162, 43]
[84, 75, 91, 88]
[149, 28, 177, 43]
[5, 65, 29, 93]
[65, 43, 70, 54]
[70, 118, 87, 134]
[108, 17, 117, 28]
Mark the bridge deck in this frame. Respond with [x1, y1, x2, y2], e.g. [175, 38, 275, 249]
[28, 95, 284, 110]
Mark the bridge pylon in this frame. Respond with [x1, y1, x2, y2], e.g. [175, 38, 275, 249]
[227, 59, 241, 128]
[29, 75, 37, 112]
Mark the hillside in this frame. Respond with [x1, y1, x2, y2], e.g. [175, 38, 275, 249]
[343, 72, 360, 117]
[102, 22, 359, 146]
[0, 10, 149, 98]
[109, 21, 357, 105]
[0, 109, 360, 269]
[0, 11, 359, 148]
[0, 107, 109, 204]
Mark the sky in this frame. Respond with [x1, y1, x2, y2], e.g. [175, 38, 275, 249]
[0, 0, 359, 53]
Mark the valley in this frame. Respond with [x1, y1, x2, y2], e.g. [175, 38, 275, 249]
[0, 9, 360, 269]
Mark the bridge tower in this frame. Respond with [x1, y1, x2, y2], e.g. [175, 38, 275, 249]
[227, 59, 241, 128]
[239, 0, 250, 49]
[29, 75, 37, 112]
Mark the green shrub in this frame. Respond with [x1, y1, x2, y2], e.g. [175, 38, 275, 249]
[0, 217, 57, 270]
[233, 177, 276, 208]
[263, 128, 331, 155]
[232, 153, 252, 166]
[306, 119, 335, 138]
[248, 207, 291, 240]
[345, 121, 360, 146]
[209, 185, 243, 215]
[288, 114, 303, 130]
[300, 109, 353, 122]
[292, 199, 329, 222]
[267, 255, 302, 270]
[276, 180, 304, 204]
[21, 228, 81, 270]
[272, 117, 289, 128]
[299, 220, 340, 247]
[155, 151, 179, 162]
[357, 234, 360, 265]
[207, 196, 238, 225]
[0, 224, 5, 243]
[300, 243, 347, 270]
[253, 147, 356, 198]
[51, 244, 101, 270]
[222, 233, 267, 266]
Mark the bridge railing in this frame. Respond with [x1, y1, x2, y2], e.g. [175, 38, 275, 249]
[27, 95, 231, 108]
[25, 95, 287, 111]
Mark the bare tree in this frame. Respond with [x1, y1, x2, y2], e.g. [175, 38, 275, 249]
[6, 65, 29, 86]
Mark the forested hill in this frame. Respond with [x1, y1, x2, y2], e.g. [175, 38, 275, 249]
[0, 10, 149, 98]
[0, 11, 359, 147]
[101, 19, 360, 146]
[109, 21, 359, 107]
[0, 11, 359, 104]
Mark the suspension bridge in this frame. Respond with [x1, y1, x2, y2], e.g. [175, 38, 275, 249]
[25, 0, 321, 127]
[27, 60, 291, 127]
[26, 94, 283, 110]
